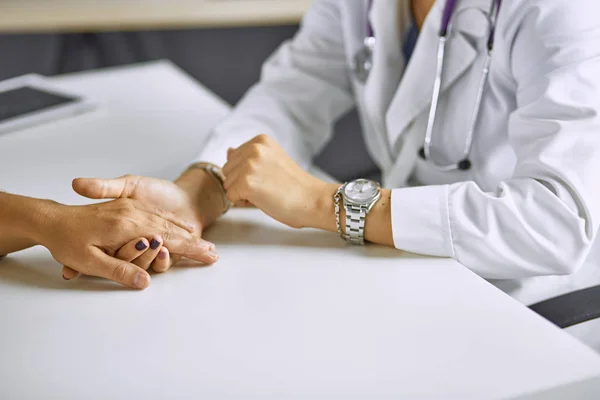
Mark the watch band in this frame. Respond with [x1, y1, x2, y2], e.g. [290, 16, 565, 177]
[345, 204, 367, 245]
[187, 162, 231, 214]
[333, 183, 368, 245]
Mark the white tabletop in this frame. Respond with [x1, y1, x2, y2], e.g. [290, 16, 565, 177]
[516, 375, 600, 400]
[1, 61, 599, 399]
[0, 0, 312, 33]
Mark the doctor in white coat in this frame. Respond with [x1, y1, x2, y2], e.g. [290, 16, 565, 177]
[73, 0, 600, 349]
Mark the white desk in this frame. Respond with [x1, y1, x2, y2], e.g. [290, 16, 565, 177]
[1, 61, 599, 399]
[517, 375, 600, 399]
[0, 0, 312, 33]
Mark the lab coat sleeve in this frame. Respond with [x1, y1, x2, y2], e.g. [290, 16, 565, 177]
[391, 0, 600, 279]
[193, 0, 355, 169]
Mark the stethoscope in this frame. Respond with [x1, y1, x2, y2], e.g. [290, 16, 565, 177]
[353, 0, 502, 171]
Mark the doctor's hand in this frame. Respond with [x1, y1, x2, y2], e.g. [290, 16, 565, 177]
[68, 175, 219, 274]
[223, 134, 331, 229]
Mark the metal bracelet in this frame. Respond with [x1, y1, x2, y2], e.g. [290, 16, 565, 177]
[187, 162, 232, 214]
[333, 184, 348, 241]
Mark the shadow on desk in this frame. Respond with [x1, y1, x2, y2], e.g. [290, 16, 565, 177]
[0, 215, 425, 291]
[205, 216, 426, 260]
[0, 251, 129, 292]
[0, 251, 216, 292]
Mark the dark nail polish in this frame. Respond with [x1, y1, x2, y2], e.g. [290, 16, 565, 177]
[135, 240, 148, 251]
[150, 238, 160, 250]
[158, 250, 167, 260]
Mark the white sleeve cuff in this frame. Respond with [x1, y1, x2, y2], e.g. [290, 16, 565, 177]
[390, 185, 454, 258]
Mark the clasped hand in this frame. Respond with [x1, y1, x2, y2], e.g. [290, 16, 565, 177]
[223, 134, 333, 230]
[57, 175, 218, 289]
[62, 134, 331, 290]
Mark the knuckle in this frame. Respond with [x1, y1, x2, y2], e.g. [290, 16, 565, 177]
[112, 218, 128, 232]
[255, 134, 269, 144]
[181, 238, 195, 256]
[245, 160, 258, 173]
[123, 175, 141, 198]
[161, 220, 174, 241]
[250, 143, 263, 157]
[114, 216, 137, 232]
[111, 262, 129, 283]
[242, 175, 254, 189]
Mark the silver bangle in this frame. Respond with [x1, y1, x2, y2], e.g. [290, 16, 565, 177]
[187, 162, 232, 214]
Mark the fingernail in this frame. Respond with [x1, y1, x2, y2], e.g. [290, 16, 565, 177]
[207, 251, 218, 260]
[62, 274, 69, 280]
[135, 240, 148, 251]
[150, 238, 160, 250]
[158, 250, 167, 260]
[133, 272, 150, 289]
[186, 222, 196, 232]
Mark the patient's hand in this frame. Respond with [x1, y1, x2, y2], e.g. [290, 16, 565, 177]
[61, 236, 173, 280]
[38, 198, 212, 289]
[67, 175, 218, 276]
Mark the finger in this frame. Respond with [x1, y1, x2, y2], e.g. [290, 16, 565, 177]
[223, 163, 243, 190]
[147, 214, 214, 251]
[234, 200, 252, 207]
[115, 237, 150, 262]
[135, 212, 215, 264]
[170, 254, 182, 266]
[227, 147, 236, 161]
[88, 248, 151, 289]
[62, 266, 80, 280]
[130, 202, 196, 234]
[72, 175, 139, 200]
[163, 234, 218, 265]
[151, 246, 171, 273]
[222, 150, 250, 177]
[225, 138, 261, 163]
[223, 136, 270, 177]
[224, 173, 248, 205]
[132, 236, 163, 270]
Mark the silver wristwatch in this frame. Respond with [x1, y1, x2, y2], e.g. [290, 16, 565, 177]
[334, 179, 382, 245]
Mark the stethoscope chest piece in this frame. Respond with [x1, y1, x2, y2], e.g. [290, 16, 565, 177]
[353, 36, 376, 83]
[418, 147, 472, 171]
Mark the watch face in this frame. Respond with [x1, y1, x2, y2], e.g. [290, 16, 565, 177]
[344, 179, 379, 204]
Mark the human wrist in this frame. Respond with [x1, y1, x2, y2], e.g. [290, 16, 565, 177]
[175, 167, 226, 228]
[307, 182, 342, 232]
[27, 199, 66, 248]
[2, 194, 63, 248]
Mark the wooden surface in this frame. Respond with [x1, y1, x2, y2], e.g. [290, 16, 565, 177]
[0, 0, 313, 33]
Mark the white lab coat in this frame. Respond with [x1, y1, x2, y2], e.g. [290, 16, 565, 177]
[196, 0, 600, 348]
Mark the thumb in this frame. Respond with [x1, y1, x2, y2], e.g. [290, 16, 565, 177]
[62, 265, 80, 280]
[72, 175, 138, 199]
[90, 248, 151, 289]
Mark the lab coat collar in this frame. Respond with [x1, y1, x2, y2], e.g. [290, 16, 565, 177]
[362, 0, 410, 169]
[384, 0, 490, 154]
